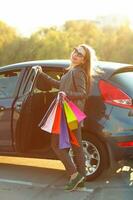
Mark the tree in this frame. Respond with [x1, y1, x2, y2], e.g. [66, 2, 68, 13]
[0, 21, 18, 65]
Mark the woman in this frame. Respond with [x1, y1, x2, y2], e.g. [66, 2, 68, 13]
[38, 44, 97, 191]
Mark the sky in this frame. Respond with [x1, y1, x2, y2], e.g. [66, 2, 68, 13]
[0, 0, 133, 36]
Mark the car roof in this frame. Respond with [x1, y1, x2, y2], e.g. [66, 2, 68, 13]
[0, 59, 133, 78]
[0, 60, 70, 71]
[93, 61, 133, 79]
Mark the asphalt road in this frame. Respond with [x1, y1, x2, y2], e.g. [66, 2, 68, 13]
[0, 156, 133, 200]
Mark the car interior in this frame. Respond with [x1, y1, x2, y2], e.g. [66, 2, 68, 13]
[15, 68, 64, 158]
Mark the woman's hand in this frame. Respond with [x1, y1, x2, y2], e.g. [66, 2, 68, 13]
[58, 91, 66, 100]
[36, 65, 43, 74]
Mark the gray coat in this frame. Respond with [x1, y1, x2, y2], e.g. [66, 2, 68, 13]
[39, 66, 88, 111]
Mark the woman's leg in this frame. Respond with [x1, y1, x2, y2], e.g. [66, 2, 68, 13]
[71, 125, 86, 177]
[51, 126, 86, 191]
[51, 124, 85, 177]
[51, 134, 77, 176]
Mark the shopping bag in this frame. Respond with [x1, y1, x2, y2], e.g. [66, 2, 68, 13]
[66, 99, 86, 122]
[59, 106, 71, 149]
[40, 99, 58, 133]
[69, 130, 80, 147]
[63, 100, 78, 130]
[39, 98, 56, 127]
[52, 101, 62, 134]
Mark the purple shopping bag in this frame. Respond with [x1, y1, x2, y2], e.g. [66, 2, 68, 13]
[59, 106, 71, 149]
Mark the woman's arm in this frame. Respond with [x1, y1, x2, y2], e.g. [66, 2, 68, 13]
[38, 71, 60, 89]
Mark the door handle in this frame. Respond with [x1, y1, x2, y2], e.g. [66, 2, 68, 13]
[0, 106, 5, 111]
[16, 102, 22, 110]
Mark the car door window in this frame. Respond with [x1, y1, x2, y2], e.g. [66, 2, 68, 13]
[18, 67, 39, 96]
[48, 70, 62, 92]
[0, 70, 20, 98]
[34, 68, 64, 93]
[23, 70, 36, 94]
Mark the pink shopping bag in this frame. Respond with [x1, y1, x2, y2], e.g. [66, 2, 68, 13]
[39, 98, 56, 128]
[66, 99, 86, 122]
[40, 99, 58, 133]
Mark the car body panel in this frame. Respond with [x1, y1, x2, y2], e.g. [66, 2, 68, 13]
[0, 98, 13, 148]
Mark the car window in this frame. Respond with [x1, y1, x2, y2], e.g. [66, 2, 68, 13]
[46, 70, 63, 81]
[22, 69, 38, 95]
[0, 70, 20, 98]
[110, 71, 133, 96]
[34, 68, 64, 93]
[46, 70, 63, 92]
[19, 67, 36, 96]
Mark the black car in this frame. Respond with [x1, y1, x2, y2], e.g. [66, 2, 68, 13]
[0, 59, 133, 181]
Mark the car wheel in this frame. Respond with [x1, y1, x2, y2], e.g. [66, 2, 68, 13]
[69, 134, 109, 181]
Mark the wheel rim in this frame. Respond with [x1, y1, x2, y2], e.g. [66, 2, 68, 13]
[69, 140, 101, 176]
[82, 140, 100, 176]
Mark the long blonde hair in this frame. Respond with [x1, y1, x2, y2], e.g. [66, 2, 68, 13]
[80, 44, 97, 82]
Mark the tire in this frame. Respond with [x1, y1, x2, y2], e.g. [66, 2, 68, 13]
[83, 134, 109, 181]
[69, 134, 109, 181]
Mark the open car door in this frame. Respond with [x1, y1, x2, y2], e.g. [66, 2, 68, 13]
[12, 66, 42, 152]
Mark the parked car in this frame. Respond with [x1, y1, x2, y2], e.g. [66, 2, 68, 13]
[0, 59, 133, 181]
